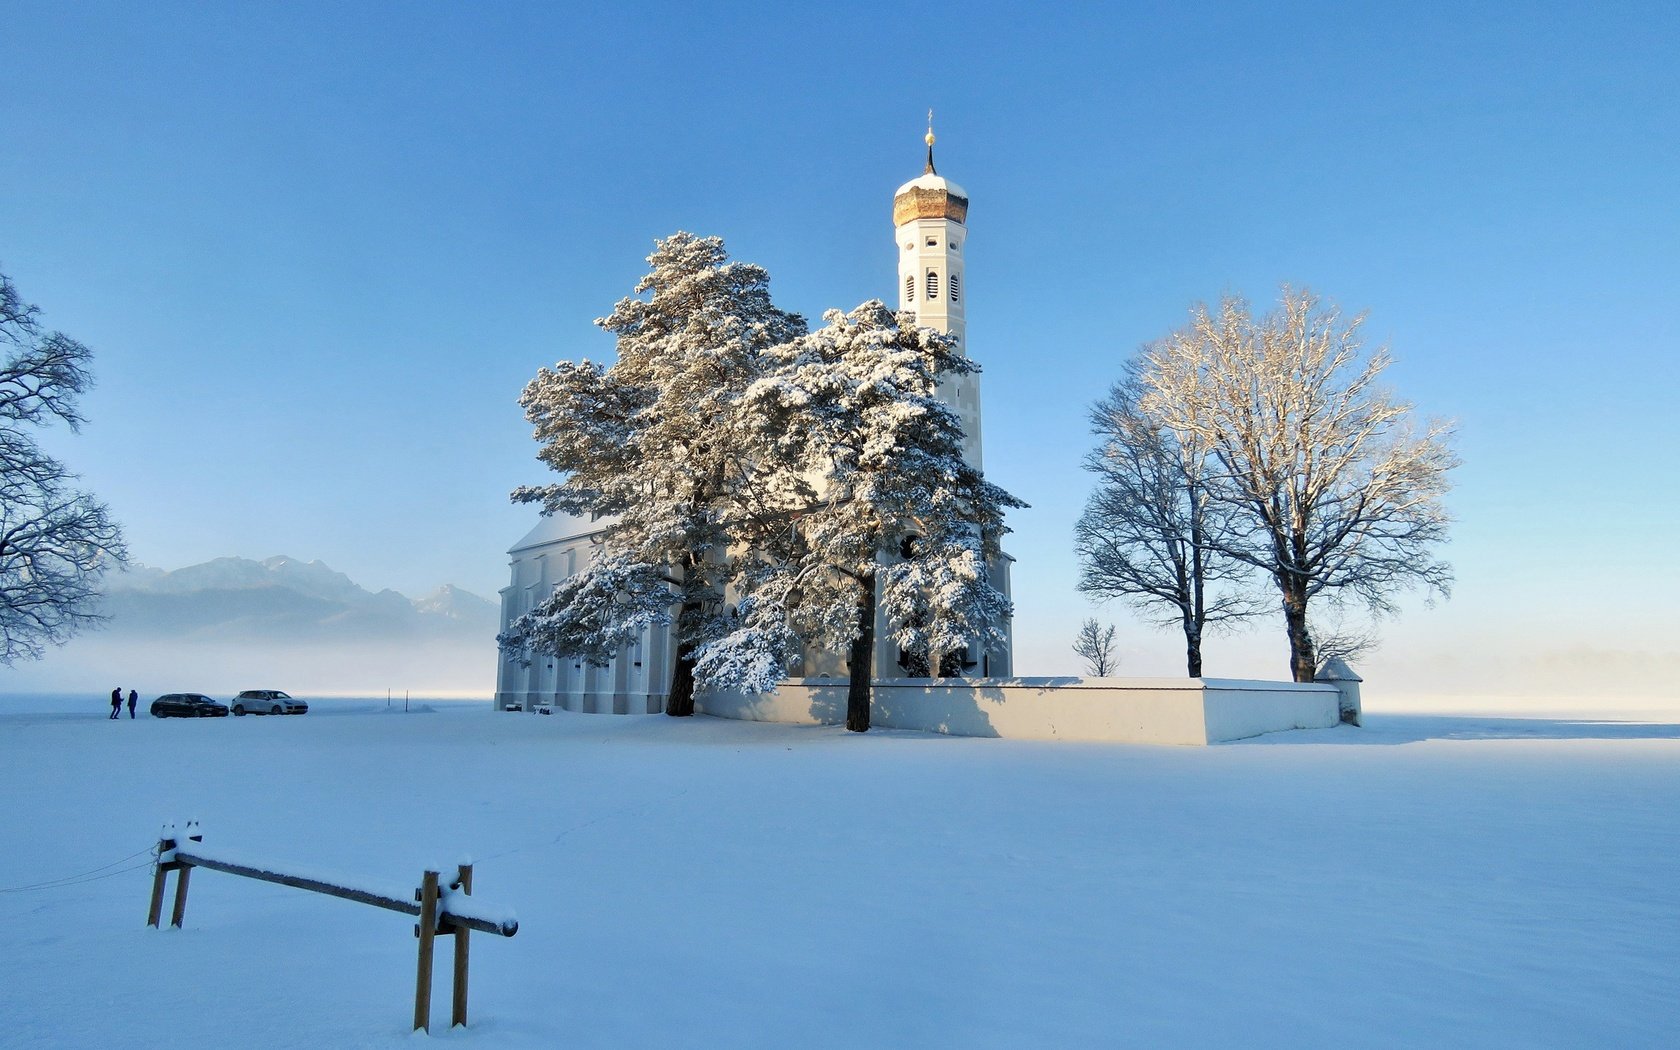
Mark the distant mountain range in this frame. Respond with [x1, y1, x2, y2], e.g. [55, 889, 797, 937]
[96, 556, 499, 643]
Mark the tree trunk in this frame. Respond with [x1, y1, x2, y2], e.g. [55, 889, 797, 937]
[846, 573, 876, 733]
[665, 550, 704, 717]
[665, 597, 702, 717]
[1280, 582, 1316, 683]
[1188, 489, 1207, 679]
[666, 644, 697, 717]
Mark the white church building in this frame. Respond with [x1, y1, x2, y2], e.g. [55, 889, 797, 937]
[492, 133, 1359, 745]
[495, 131, 1011, 714]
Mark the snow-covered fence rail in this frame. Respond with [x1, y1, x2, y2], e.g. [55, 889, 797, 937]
[145, 822, 517, 1032]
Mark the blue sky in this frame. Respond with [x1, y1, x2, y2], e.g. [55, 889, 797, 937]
[3, 1, 1676, 696]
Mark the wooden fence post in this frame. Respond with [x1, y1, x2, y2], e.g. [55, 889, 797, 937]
[144, 832, 513, 1030]
[146, 832, 175, 928]
[452, 862, 473, 1028]
[169, 865, 193, 928]
[414, 869, 440, 1033]
[168, 826, 204, 928]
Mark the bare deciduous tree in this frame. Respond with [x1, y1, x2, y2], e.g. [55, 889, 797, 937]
[1309, 607, 1380, 671]
[1074, 363, 1259, 676]
[1071, 617, 1117, 677]
[0, 268, 126, 663]
[1139, 289, 1457, 682]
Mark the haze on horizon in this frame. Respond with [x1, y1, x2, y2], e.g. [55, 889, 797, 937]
[2, 553, 499, 698]
[2, 2, 1675, 702]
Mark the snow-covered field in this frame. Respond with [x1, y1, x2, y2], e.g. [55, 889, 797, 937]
[2, 693, 1676, 1048]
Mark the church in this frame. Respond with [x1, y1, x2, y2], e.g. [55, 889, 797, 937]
[494, 130, 1012, 713]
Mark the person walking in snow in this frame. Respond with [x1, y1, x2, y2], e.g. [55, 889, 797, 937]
[109, 687, 122, 719]
[127, 689, 138, 719]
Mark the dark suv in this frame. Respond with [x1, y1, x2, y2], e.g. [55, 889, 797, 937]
[230, 690, 308, 716]
[150, 693, 230, 718]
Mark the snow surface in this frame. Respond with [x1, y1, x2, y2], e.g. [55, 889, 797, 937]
[1, 693, 1676, 1048]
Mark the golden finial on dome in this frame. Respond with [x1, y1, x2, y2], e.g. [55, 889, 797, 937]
[924, 108, 937, 174]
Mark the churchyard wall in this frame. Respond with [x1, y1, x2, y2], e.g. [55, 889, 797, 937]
[695, 676, 1344, 745]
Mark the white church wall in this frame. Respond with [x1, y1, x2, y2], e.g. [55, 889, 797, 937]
[694, 677, 1341, 745]
[495, 523, 671, 714]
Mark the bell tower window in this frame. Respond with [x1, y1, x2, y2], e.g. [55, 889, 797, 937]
[950, 273, 960, 302]
[905, 274, 915, 302]
[926, 271, 939, 299]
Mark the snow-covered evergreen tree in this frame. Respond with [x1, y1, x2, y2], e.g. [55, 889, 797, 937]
[501, 233, 806, 715]
[692, 301, 1023, 732]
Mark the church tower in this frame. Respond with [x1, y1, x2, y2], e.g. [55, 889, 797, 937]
[888, 120, 1011, 676]
[893, 119, 983, 467]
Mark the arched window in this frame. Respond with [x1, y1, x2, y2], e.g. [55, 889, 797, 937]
[905, 274, 915, 302]
[926, 270, 939, 299]
[950, 273, 960, 302]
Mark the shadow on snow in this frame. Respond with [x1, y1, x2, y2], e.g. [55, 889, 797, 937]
[1243, 713, 1680, 746]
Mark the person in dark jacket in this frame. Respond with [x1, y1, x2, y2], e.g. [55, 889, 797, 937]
[127, 689, 138, 719]
[109, 688, 122, 719]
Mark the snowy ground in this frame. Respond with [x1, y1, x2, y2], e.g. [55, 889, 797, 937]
[2, 693, 1676, 1049]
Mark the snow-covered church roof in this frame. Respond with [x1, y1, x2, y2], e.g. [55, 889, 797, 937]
[508, 510, 608, 556]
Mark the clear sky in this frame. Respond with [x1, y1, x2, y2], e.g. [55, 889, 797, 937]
[3, 1, 1676, 698]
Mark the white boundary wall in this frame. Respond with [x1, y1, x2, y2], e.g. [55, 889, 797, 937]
[696, 677, 1343, 745]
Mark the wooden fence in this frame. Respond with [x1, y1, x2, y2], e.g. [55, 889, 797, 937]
[146, 821, 518, 1032]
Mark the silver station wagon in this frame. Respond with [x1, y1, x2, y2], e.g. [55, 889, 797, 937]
[230, 689, 309, 716]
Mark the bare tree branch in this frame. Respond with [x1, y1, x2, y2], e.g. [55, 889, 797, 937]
[1071, 617, 1118, 677]
[1139, 288, 1457, 681]
[1075, 359, 1263, 676]
[0, 265, 127, 663]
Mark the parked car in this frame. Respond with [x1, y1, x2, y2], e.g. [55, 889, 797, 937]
[150, 693, 230, 718]
[230, 690, 308, 716]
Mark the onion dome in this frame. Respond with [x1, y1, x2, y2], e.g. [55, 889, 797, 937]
[893, 120, 968, 225]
